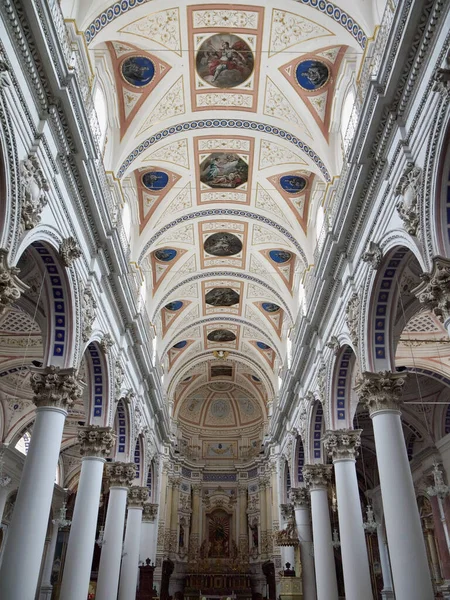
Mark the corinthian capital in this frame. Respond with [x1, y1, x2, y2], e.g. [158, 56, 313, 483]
[323, 429, 361, 462]
[105, 462, 136, 488]
[354, 371, 406, 415]
[414, 257, 450, 323]
[128, 486, 149, 508]
[280, 503, 294, 520]
[289, 487, 310, 508]
[169, 476, 181, 489]
[30, 366, 82, 410]
[302, 464, 332, 491]
[142, 503, 159, 522]
[0, 250, 24, 315]
[78, 425, 115, 458]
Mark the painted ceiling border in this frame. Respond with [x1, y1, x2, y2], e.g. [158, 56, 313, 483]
[85, 0, 367, 50]
[117, 119, 330, 181]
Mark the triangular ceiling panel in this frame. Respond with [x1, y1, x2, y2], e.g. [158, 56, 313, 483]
[161, 300, 192, 337]
[249, 340, 276, 369]
[268, 172, 316, 233]
[106, 42, 172, 139]
[135, 167, 181, 233]
[168, 339, 195, 370]
[254, 301, 284, 338]
[260, 249, 296, 293]
[150, 247, 187, 294]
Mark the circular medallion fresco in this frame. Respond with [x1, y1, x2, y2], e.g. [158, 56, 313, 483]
[165, 300, 183, 311]
[173, 340, 187, 349]
[200, 153, 248, 189]
[269, 250, 292, 263]
[280, 175, 307, 195]
[154, 248, 177, 262]
[295, 59, 330, 91]
[207, 329, 236, 342]
[204, 232, 243, 256]
[121, 56, 155, 87]
[142, 170, 169, 191]
[256, 341, 270, 350]
[205, 288, 240, 306]
[196, 34, 254, 89]
[262, 302, 280, 313]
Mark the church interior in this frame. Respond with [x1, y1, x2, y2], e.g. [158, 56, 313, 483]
[0, 0, 449, 598]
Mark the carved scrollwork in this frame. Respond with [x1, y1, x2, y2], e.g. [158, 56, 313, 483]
[395, 162, 422, 236]
[59, 236, 82, 267]
[345, 293, 360, 348]
[81, 287, 97, 342]
[19, 155, 49, 230]
[362, 241, 383, 270]
[0, 249, 24, 315]
[414, 257, 450, 323]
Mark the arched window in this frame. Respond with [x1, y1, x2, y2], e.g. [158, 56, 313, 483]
[94, 84, 108, 150]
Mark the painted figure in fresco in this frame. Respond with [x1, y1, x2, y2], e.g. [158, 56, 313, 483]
[295, 60, 330, 91]
[204, 232, 242, 256]
[196, 34, 254, 89]
[200, 153, 248, 189]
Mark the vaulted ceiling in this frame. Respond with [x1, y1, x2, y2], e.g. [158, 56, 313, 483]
[62, 0, 383, 419]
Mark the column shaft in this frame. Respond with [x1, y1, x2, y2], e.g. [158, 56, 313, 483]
[0, 406, 66, 600]
[334, 459, 372, 599]
[373, 411, 434, 600]
[376, 524, 394, 597]
[293, 504, 316, 600]
[96, 486, 128, 600]
[39, 522, 59, 597]
[0, 485, 11, 522]
[118, 507, 143, 600]
[310, 488, 338, 600]
[59, 457, 105, 600]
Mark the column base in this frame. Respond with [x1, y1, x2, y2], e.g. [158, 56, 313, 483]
[38, 584, 53, 600]
[381, 590, 395, 600]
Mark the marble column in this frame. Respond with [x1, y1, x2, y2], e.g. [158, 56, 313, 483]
[140, 503, 159, 563]
[0, 472, 12, 524]
[290, 488, 317, 600]
[59, 426, 115, 600]
[164, 478, 173, 554]
[259, 477, 268, 557]
[118, 486, 149, 600]
[279, 503, 296, 567]
[0, 367, 81, 600]
[238, 485, 249, 555]
[190, 484, 201, 557]
[303, 464, 338, 600]
[356, 371, 434, 600]
[377, 524, 394, 600]
[96, 462, 136, 600]
[323, 429, 372, 600]
[170, 477, 180, 556]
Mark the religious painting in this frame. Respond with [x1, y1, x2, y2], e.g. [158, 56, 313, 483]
[262, 302, 280, 313]
[142, 170, 169, 191]
[165, 300, 183, 311]
[200, 153, 248, 189]
[295, 59, 330, 91]
[121, 56, 155, 87]
[154, 248, 177, 262]
[211, 365, 233, 378]
[279, 175, 307, 195]
[269, 250, 292, 263]
[207, 329, 236, 342]
[196, 34, 254, 88]
[208, 509, 231, 557]
[205, 287, 240, 306]
[204, 232, 243, 256]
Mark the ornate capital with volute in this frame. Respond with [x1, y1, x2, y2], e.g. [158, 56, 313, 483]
[30, 366, 82, 410]
[100, 333, 114, 354]
[192, 483, 202, 495]
[128, 486, 149, 508]
[280, 503, 294, 520]
[289, 487, 310, 508]
[238, 484, 248, 497]
[323, 429, 362, 462]
[414, 257, 450, 323]
[354, 371, 406, 415]
[302, 464, 332, 491]
[169, 476, 181, 489]
[78, 425, 115, 458]
[142, 503, 159, 522]
[105, 462, 136, 488]
[395, 162, 422, 236]
[0, 250, 24, 315]
[59, 236, 82, 267]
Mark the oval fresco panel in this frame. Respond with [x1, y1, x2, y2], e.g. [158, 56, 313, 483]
[204, 232, 243, 256]
[295, 60, 330, 91]
[269, 250, 292, 263]
[142, 170, 169, 191]
[196, 34, 254, 88]
[280, 175, 307, 195]
[200, 153, 248, 189]
[165, 301, 183, 311]
[256, 341, 270, 350]
[205, 288, 240, 306]
[173, 340, 187, 349]
[207, 329, 236, 342]
[262, 302, 280, 313]
[154, 248, 177, 262]
[121, 56, 155, 87]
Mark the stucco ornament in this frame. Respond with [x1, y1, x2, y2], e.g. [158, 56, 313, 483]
[354, 370, 406, 414]
[326, 336, 340, 355]
[81, 287, 97, 342]
[362, 241, 383, 269]
[105, 462, 136, 487]
[0, 60, 10, 88]
[317, 363, 327, 405]
[30, 366, 83, 410]
[323, 429, 362, 461]
[78, 425, 115, 458]
[345, 293, 360, 348]
[20, 155, 49, 230]
[114, 359, 125, 399]
[302, 464, 332, 490]
[0, 250, 24, 315]
[433, 49, 450, 97]
[395, 162, 422, 236]
[59, 236, 82, 267]
[414, 257, 450, 323]
[128, 486, 149, 508]
[99, 333, 114, 354]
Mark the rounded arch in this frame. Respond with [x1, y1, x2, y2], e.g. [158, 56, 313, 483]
[306, 399, 325, 464]
[113, 398, 132, 461]
[330, 345, 357, 429]
[82, 340, 112, 427]
[293, 435, 305, 486]
[133, 434, 144, 485]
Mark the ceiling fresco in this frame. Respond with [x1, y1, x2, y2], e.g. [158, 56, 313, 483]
[76, 0, 374, 425]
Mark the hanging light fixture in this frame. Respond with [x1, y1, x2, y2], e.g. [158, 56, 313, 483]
[96, 525, 106, 547]
[427, 463, 450, 499]
[331, 528, 341, 549]
[363, 504, 378, 533]
[53, 500, 71, 529]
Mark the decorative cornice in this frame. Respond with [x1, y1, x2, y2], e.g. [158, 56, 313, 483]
[105, 462, 136, 488]
[354, 371, 406, 415]
[128, 486, 149, 509]
[302, 464, 332, 491]
[414, 257, 450, 323]
[323, 429, 362, 462]
[78, 426, 115, 458]
[142, 502, 159, 522]
[30, 366, 82, 410]
[289, 487, 310, 508]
